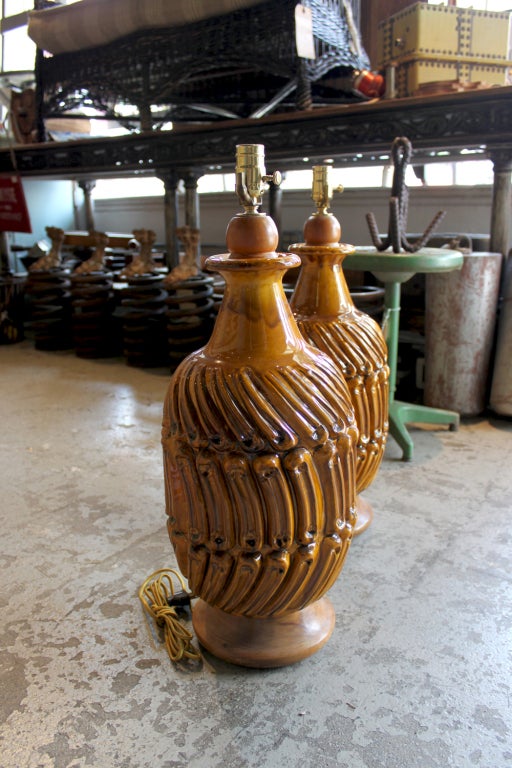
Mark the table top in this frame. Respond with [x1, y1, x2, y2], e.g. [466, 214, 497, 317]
[344, 246, 463, 284]
[1, 86, 511, 179]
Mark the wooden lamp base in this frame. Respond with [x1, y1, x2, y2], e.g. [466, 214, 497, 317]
[192, 597, 336, 668]
[354, 495, 374, 536]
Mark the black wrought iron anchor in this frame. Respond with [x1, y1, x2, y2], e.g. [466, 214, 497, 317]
[366, 136, 445, 252]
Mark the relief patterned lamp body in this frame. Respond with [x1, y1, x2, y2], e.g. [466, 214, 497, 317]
[162, 145, 359, 668]
[289, 166, 389, 535]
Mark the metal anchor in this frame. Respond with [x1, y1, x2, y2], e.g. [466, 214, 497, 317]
[366, 136, 445, 253]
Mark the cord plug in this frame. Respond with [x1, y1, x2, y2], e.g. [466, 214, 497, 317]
[166, 590, 192, 613]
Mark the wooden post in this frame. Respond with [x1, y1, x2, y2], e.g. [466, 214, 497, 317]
[0, 231, 11, 274]
[183, 170, 203, 264]
[77, 179, 96, 232]
[157, 170, 180, 270]
[268, 174, 285, 249]
[488, 149, 512, 257]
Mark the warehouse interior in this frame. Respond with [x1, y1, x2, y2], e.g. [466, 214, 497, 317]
[1, 2, 512, 767]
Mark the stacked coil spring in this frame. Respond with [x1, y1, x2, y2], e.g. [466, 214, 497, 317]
[165, 272, 216, 370]
[26, 268, 72, 350]
[70, 271, 118, 358]
[117, 274, 168, 367]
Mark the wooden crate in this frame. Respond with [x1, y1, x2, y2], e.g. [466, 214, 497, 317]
[377, 2, 512, 97]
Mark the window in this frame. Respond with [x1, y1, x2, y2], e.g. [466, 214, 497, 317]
[4, 2, 32, 16]
[0, 4, 34, 74]
[93, 176, 165, 200]
[0, 3, 35, 131]
[2, 24, 35, 72]
[90, 157, 495, 200]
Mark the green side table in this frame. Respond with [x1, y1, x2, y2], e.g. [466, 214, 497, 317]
[344, 247, 464, 461]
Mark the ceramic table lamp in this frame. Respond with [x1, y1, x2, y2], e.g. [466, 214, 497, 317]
[289, 166, 389, 534]
[162, 145, 359, 667]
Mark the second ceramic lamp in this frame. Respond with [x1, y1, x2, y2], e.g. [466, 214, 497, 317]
[289, 165, 390, 533]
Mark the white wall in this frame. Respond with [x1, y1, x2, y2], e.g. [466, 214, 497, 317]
[93, 186, 495, 252]
[11, 178, 77, 250]
[11, 181, 495, 268]
[279, 187, 494, 247]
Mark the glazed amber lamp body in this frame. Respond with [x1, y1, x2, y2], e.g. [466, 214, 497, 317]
[290, 167, 389, 534]
[162, 146, 359, 667]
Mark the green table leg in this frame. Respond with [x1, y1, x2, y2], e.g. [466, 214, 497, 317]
[389, 400, 459, 461]
[383, 282, 401, 398]
[383, 281, 460, 461]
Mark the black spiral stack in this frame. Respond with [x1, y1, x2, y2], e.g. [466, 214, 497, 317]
[165, 272, 216, 370]
[350, 285, 385, 322]
[26, 268, 73, 350]
[70, 271, 118, 358]
[117, 275, 168, 367]
[0, 275, 26, 345]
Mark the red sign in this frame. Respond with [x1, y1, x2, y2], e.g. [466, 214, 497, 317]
[0, 174, 31, 233]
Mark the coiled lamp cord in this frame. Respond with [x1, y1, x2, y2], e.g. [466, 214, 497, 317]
[138, 568, 201, 663]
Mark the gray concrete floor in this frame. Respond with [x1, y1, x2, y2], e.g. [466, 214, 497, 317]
[1, 340, 511, 768]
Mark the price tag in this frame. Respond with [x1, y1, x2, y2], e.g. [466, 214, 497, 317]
[295, 4, 316, 60]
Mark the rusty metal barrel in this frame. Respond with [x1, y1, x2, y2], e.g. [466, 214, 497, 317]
[424, 251, 502, 416]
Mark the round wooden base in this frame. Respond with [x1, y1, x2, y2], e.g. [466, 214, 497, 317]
[353, 494, 374, 536]
[192, 597, 335, 668]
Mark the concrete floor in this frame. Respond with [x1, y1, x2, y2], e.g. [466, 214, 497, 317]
[1, 340, 511, 768]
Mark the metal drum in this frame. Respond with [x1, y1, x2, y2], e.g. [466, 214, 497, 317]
[424, 252, 502, 416]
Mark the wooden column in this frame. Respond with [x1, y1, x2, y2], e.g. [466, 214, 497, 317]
[183, 170, 203, 263]
[157, 170, 180, 270]
[0, 231, 11, 274]
[78, 179, 96, 232]
[488, 149, 512, 257]
[268, 174, 285, 248]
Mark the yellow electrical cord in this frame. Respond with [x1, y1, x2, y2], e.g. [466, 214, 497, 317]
[138, 568, 201, 664]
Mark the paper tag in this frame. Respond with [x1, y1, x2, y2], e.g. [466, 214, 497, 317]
[295, 4, 316, 60]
